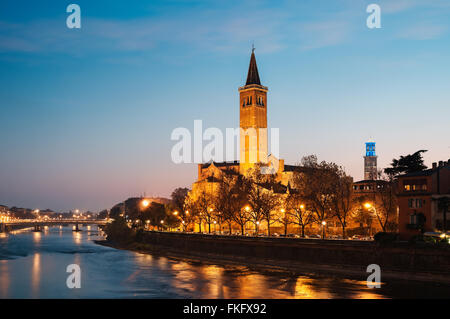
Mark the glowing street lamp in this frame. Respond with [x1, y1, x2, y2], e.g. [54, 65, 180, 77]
[244, 206, 251, 212]
[141, 199, 150, 208]
[321, 221, 327, 239]
[300, 204, 305, 210]
[173, 211, 178, 216]
[364, 203, 377, 236]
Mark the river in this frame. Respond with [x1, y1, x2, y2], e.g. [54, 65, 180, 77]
[0, 226, 449, 299]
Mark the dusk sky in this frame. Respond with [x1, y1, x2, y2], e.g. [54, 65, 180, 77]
[1, 0, 449, 212]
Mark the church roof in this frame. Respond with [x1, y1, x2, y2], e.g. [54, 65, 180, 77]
[245, 50, 261, 85]
[201, 160, 240, 169]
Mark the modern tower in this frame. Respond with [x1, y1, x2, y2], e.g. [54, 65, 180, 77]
[239, 48, 268, 175]
[364, 140, 378, 180]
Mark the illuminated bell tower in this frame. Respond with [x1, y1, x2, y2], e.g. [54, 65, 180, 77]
[364, 140, 378, 180]
[239, 48, 268, 175]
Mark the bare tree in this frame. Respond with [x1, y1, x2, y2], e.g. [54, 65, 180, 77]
[246, 165, 280, 236]
[229, 176, 250, 235]
[294, 155, 338, 237]
[278, 206, 293, 236]
[286, 194, 313, 237]
[374, 175, 397, 232]
[331, 170, 355, 238]
[196, 191, 215, 233]
[184, 193, 202, 232]
[214, 172, 243, 234]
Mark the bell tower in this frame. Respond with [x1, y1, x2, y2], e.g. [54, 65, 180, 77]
[239, 48, 268, 175]
[364, 140, 378, 180]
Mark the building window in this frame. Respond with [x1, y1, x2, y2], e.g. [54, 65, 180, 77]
[404, 179, 427, 192]
[408, 199, 424, 208]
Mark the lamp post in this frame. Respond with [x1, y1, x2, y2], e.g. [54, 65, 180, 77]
[364, 203, 377, 236]
[141, 199, 150, 208]
[321, 221, 327, 239]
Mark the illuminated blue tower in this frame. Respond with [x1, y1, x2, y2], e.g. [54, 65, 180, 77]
[364, 140, 377, 180]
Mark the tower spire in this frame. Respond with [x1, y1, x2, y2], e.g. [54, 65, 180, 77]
[245, 48, 261, 85]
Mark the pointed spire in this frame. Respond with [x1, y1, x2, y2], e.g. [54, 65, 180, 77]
[245, 47, 261, 85]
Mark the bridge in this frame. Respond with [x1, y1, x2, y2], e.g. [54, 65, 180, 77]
[0, 219, 110, 233]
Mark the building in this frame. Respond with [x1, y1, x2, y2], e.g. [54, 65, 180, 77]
[353, 140, 383, 197]
[190, 49, 296, 199]
[397, 159, 450, 240]
[364, 140, 378, 180]
[351, 141, 394, 235]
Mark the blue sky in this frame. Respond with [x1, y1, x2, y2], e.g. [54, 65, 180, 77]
[1, 0, 449, 212]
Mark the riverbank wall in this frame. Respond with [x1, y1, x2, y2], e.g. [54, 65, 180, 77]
[133, 231, 450, 278]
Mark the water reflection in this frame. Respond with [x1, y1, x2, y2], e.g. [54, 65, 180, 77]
[33, 232, 41, 243]
[0, 261, 9, 298]
[0, 226, 449, 299]
[31, 253, 41, 298]
[73, 231, 82, 245]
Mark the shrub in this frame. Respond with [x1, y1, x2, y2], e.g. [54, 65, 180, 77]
[104, 217, 135, 244]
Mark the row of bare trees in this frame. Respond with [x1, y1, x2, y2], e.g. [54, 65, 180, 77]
[172, 156, 397, 238]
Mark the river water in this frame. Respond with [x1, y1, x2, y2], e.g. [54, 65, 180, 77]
[0, 226, 449, 299]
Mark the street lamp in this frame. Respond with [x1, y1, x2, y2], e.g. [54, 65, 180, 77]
[141, 199, 150, 208]
[321, 221, 327, 239]
[364, 202, 377, 236]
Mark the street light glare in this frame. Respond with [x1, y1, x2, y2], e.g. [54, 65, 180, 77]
[364, 203, 372, 209]
[142, 199, 150, 208]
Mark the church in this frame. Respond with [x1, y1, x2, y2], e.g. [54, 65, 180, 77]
[190, 49, 297, 198]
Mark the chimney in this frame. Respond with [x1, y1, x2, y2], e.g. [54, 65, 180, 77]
[432, 162, 437, 169]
